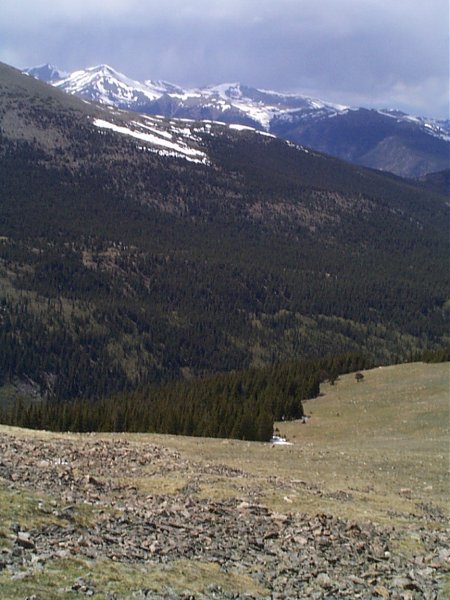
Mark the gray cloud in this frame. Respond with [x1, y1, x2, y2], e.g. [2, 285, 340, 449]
[0, 0, 448, 117]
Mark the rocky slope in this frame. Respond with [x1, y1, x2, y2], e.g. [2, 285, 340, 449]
[0, 430, 448, 599]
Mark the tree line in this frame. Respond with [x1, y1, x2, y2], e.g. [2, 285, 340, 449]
[0, 354, 372, 441]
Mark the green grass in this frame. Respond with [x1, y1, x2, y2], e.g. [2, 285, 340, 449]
[0, 482, 102, 548]
[0, 557, 267, 599]
[0, 485, 63, 541]
[440, 574, 450, 600]
[1, 362, 448, 527]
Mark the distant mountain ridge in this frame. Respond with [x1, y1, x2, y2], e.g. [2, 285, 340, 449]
[24, 63, 450, 178]
[24, 63, 69, 83]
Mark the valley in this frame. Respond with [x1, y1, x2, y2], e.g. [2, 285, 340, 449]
[1, 61, 448, 420]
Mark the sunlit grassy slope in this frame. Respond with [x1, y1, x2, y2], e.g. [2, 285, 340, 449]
[129, 361, 449, 525]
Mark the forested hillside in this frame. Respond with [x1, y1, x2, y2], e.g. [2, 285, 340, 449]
[0, 62, 448, 422]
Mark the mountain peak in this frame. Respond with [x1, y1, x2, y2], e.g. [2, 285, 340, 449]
[85, 64, 123, 77]
[143, 79, 184, 95]
[66, 64, 131, 84]
[54, 64, 165, 106]
[24, 63, 68, 83]
[206, 82, 246, 100]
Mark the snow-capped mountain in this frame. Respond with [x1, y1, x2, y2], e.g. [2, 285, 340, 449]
[53, 64, 184, 109]
[3, 59, 449, 402]
[37, 64, 342, 129]
[25, 63, 450, 177]
[24, 63, 68, 83]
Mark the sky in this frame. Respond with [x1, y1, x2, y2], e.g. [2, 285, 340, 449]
[0, 0, 448, 118]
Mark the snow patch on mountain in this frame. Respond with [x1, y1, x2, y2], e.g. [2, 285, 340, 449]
[143, 80, 184, 95]
[232, 102, 281, 130]
[378, 109, 450, 141]
[92, 117, 209, 164]
[228, 123, 276, 138]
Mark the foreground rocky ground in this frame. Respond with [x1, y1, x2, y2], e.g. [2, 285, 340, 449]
[0, 429, 448, 599]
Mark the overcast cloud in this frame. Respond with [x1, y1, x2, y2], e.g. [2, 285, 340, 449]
[0, 0, 448, 118]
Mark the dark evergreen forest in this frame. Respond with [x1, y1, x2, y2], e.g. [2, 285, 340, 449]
[1, 354, 373, 441]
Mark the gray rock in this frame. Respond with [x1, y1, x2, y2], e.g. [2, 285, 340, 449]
[316, 572, 332, 588]
[16, 532, 35, 549]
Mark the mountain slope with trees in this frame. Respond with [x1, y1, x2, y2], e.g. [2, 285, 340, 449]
[0, 61, 448, 421]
